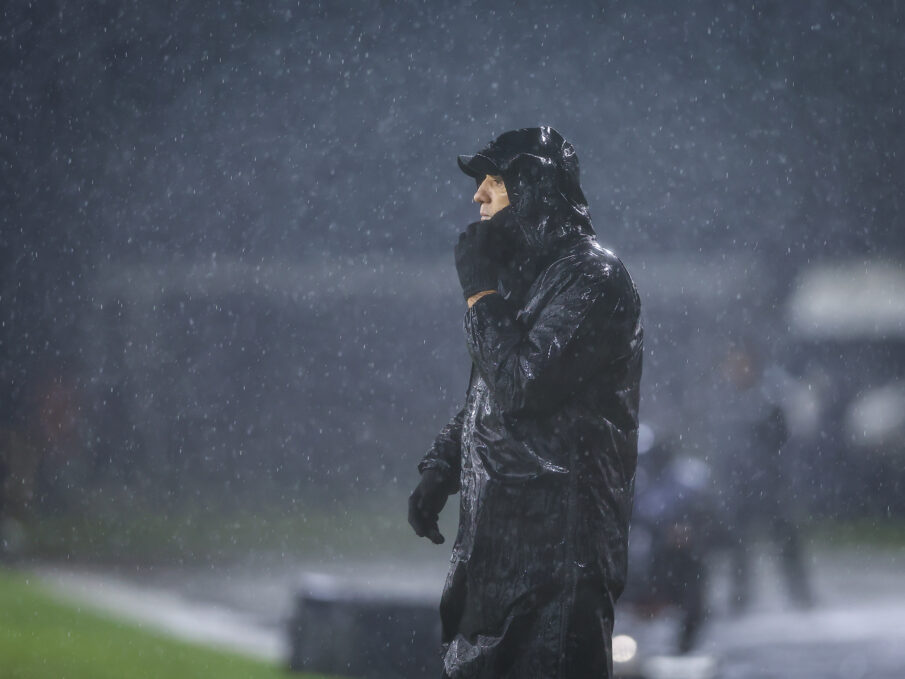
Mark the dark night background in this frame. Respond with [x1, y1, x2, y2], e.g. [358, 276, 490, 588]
[2, 0, 904, 546]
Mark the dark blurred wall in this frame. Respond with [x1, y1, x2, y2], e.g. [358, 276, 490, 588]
[2, 1, 903, 512]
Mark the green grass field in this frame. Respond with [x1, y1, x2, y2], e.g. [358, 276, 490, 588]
[0, 569, 334, 679]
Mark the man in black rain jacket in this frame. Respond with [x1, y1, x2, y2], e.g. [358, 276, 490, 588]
[409, 127, 643, 679]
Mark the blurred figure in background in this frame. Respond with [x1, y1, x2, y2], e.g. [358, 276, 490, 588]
[0, 362, 82, 558]
[30, 370, 81, 513]
[628, 426, 718, 653]
[0, 438, 7, 534]
[716, 339, 814, 613]
[0, 425, 35, 559]
[0, 400, 41, 558]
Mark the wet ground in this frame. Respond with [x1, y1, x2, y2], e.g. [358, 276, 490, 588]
[35, 543, 905, 679]
[615, 546, 905, 678]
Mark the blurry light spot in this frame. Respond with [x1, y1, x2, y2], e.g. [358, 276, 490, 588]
[612, 634, 637, 663]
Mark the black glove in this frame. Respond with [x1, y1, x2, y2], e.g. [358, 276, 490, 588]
[454, 210, 517, 299]
[408, 468, 451, 544]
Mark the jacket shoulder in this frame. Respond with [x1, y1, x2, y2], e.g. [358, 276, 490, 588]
[547, 238, 637, 297]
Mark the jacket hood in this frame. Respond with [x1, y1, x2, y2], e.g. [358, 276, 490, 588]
[458, 126, 595, 253]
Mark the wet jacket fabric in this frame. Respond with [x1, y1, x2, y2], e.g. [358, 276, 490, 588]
[419, 128, 643, 678]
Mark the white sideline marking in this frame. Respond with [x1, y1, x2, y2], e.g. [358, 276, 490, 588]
[32, 567, 286, 663]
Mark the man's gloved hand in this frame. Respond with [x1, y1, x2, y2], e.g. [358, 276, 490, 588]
[455, 208, 519, 299]
[408, 468, 451, 544]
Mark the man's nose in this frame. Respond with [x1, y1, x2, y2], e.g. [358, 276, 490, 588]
[473, 187, 488, 204]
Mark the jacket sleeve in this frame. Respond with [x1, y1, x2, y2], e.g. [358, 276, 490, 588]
[464, 266, 638, 418]
[417, 407, 464, 493]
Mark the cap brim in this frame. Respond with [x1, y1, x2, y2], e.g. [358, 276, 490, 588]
[457, 153, 500, 179]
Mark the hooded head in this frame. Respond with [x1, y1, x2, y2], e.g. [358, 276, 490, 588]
[458, 126, 593, 252]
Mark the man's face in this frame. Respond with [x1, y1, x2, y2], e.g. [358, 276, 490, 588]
[473, 174, 510, 220]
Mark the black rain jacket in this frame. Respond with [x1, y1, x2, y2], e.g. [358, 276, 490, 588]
[419, 127, 643, 679]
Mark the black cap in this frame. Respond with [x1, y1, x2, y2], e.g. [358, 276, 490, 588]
[457, 153, 501, 180]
